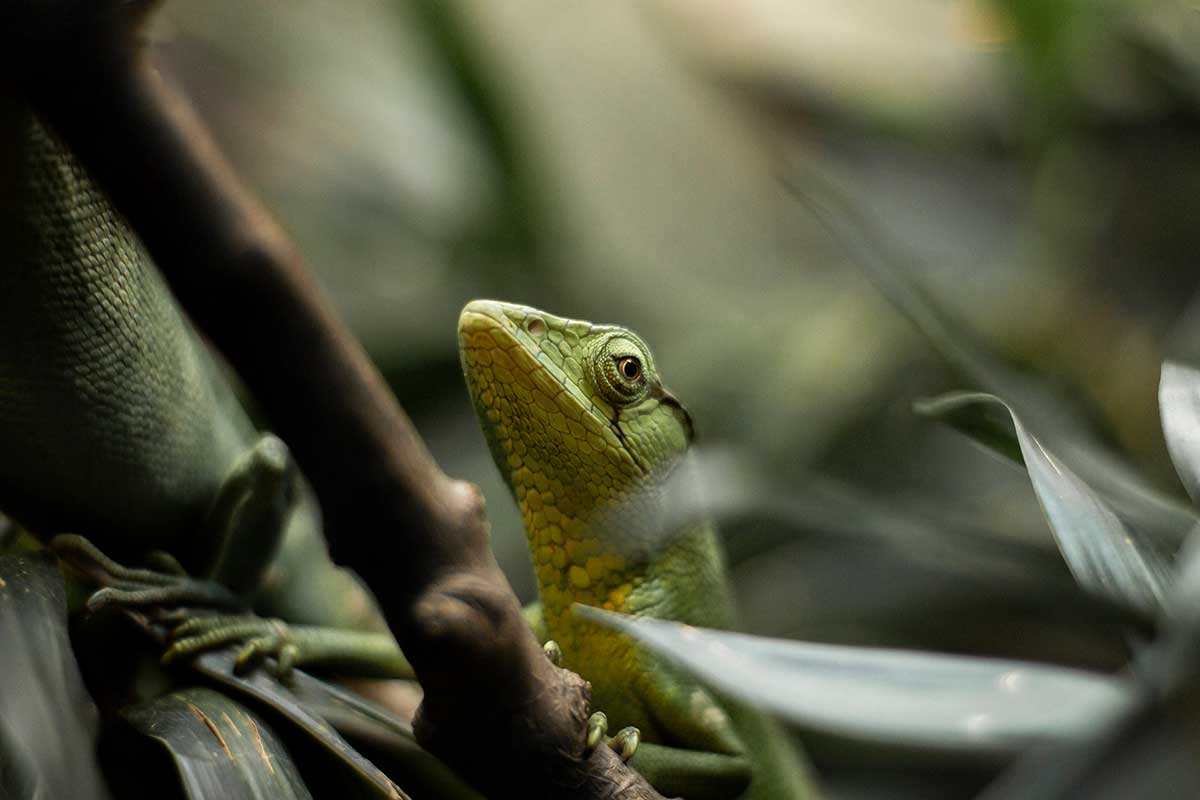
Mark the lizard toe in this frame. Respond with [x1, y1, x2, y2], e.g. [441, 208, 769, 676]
[543, 639, 563, 666]
[585, 711, 608, 751]
[610, 726, 640, 762]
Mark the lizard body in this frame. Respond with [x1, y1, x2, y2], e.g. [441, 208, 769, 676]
[0, 107, 396, 663]
[459, 300, 818, 799]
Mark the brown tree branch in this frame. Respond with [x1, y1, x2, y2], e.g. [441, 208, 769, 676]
[11, 5, 668, 798]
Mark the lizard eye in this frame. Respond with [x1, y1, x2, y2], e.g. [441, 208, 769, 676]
[590, 334, 651, 405]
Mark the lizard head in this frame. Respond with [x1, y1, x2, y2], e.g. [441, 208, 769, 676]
[458, 300, 694, 571]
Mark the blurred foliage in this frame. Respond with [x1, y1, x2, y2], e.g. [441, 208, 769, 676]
[150, 0, 1200, 599]
[12, 0, 1199, 797]
[0, 553, 109, 800]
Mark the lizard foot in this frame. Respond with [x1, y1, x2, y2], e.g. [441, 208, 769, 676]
[585, 711, 641, 762]
[50, 534, 244, 614]
[543, 639, 563, 666]
[165, 614, 301, 680]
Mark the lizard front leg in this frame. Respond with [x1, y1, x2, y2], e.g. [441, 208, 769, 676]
[627, 663, 817, 800]
[164, 615, 413, 680]
[54, 535, 419, 681]
[629, 665, 754, 798]
[200, 433, 294, 595]
[51, 533, 244, 612]
[52, 433, 292, 612]
[530, 602, 644, 764]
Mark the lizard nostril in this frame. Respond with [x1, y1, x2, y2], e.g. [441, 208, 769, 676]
[525, 318, 547, 335]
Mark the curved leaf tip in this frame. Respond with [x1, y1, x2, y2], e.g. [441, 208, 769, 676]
[1160, 360, 1200, 507]
[919, 392, 1171, 615]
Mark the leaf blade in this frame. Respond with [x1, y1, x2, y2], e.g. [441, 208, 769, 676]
[1159, 361, 1200, 506]
[919, 392, 1173, 614]
[578, 607, 1134, 754]
[0, 553, 111, 800]
[121, 687, 314, 800]
[786, 165, 1197, 548]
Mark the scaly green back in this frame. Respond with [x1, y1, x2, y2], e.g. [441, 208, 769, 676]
[459, 300, 816, 798]
[0, 110, 253, 556]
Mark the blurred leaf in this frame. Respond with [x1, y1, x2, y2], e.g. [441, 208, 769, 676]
[0, 553, 111, 800]
[1157, 361, 1200, 617]
[130, 623, 409, 798]
[912, 394, 1026, 465]
[735, 537, 1142, 671]
[111, 610, 411, 799]
[1159, 361, 1200, 506]
[577, 607, 1134, 754]
[666, 447, 1147, 666]
[406, 0, 542, 259]
[120, 687, 314, 800]
[979, 694, 1200, 800]
[188, 648, 467, 800]
[190, 652, 406, 798]
[917, 392, 1172, 614]
[980, 624, 1200, 800]
[665, 446, 1050, 567]
[785, 163, 1198, 550]
[783, 162, 1058, 416]
[276, 675, 481, 800]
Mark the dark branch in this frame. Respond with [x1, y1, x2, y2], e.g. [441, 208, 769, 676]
[11, 5, 669, 798]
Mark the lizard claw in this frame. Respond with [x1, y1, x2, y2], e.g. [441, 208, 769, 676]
[50, 534, 243, 615]
[584, 711, 640, 761]
[234, 620, 300, 679]
[85, 581, 240, 615]
[586, 711, 608, 750]
[610, 726, 640, 762]
[166, 614, 300, 680]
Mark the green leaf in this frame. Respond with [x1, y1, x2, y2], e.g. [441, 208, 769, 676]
[786, 164, 1197, 548]
[105, 604, 412, 798]
[912, 394, 1025, 465]
[979, 632, 1200, 799]
[1157, 361, 1200, 613]
[119, 687, 314, 800]
[278, 676, 482, 800]
[189, 652, 403, 797]
[918, 392, 1172, 614]
[1159, 361, 1200, 506]
[186, 648, 462, 800]
[577, 607, 1134, 754]
[0, 553, 111, 800]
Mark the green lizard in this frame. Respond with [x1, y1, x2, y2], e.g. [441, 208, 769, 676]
[0, 106, 407, 677]
[4, 102, 816, 797]
[459, 300, 819, 799]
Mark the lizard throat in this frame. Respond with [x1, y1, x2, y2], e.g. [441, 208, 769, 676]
[522, 502, 647, 621]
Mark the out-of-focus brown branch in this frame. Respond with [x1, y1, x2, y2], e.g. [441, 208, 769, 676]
[10, 5, 667, 798]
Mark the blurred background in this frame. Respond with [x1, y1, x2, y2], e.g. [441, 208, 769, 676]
[149, 1, 1200, 793]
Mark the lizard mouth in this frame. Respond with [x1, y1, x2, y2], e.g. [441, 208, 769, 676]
[458, 299, 628, 477]
[458, 299, 599, 421]
[457, 299, 558, 395]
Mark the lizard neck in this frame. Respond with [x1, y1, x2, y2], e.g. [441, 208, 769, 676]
[517, 472, 737, 635]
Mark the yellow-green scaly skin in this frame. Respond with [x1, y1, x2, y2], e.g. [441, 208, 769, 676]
[459, 300, 817, 799]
